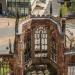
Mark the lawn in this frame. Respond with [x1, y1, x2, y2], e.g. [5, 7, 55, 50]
[0, 64, 10, 75]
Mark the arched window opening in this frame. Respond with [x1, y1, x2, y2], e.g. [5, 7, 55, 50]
[50, 37, 57, 63]
[34, 26, 48, 58]
[24, 36, 31, 63]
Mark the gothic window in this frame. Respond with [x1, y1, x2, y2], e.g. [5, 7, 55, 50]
[7, 0, 30, 16]
[34, 27, 47, 51]
[34, 27, 47, 58]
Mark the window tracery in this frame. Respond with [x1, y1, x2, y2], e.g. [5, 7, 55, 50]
[34, 26, 48, 58]
[34, 27, 47, 51]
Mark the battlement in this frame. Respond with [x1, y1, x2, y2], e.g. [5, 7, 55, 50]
[30, 14, 50, 18]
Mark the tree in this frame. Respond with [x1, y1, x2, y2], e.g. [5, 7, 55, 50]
[70, 0, 75, 13]
[60, 2, 68, 17]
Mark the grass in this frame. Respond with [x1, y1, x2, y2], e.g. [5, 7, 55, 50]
[0, 65, 10, 75]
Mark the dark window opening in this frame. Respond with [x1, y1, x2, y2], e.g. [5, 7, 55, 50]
[24, 38, 31, 63]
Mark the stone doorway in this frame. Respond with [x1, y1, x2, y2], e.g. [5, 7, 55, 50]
[0, 3, 2, 14]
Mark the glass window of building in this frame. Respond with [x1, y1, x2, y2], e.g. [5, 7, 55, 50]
[25, 8, 29, 15]
[20, 8, 25, 15]
[7, 0, 30, 16]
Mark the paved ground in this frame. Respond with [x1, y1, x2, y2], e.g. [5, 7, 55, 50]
[0, 18, 15, 54]
[0, 17, 75, 54]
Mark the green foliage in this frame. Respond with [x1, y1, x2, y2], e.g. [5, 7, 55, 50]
[0, 64, 10, 75]
[60, 2, 68, 17]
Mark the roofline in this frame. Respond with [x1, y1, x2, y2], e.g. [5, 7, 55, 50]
[0, 54, 13, 57]
[18, 16, 62, 35]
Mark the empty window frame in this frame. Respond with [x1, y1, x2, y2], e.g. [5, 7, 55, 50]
[50, 38, 56, 63]
[34, 27, 47, 51]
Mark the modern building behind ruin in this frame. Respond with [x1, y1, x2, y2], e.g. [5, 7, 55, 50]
[0, 0, 30, 16]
